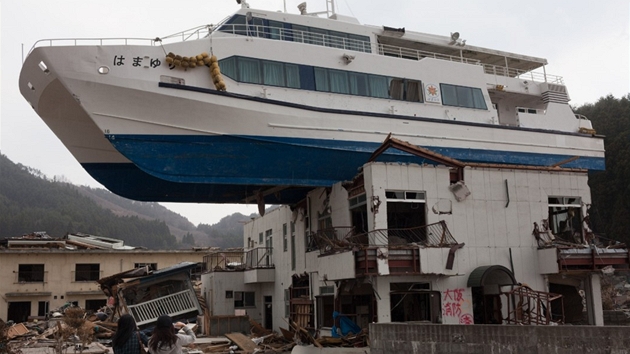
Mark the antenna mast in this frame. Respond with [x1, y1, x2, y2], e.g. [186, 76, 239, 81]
[326, 0, 336, 15]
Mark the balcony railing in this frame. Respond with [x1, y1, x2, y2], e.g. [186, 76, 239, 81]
[306, 226, 355, 252]
[204, 247, 274, 272]
[127, 289, 199, 327]
[349, 221, 458, 248]
[245, 247, 274, 268]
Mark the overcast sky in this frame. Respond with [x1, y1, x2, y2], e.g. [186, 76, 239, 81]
[1, 1, 628, 226]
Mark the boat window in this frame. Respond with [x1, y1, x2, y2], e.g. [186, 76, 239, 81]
[441, 84, 458, 106]
[219, 57, 237, 80]
[263, 61, 285, 86]
[314, 67, 329, 92]
[440, 84, 487, 110]
[222, 55, 429, 104]
[217, 15, 371, 53]
[369, 75, 389, 98]
[248, 17, 266, 37]
[328, 31, 348, 49]
[286, 64, 301, 88]
[457, 86, 474, 108]
[472, 89, 487, 109]
[220, 15, 247, 36]
[291, 24, 309, 43]
[405, 80, 422, 102]
[268, 20, 284, 40]
[238, 57, 261, 84]
[309, 27, 327, 46]
[348, 34, 371, 53]
[329, 69, 349, 94]
[349, 72, 369, 96]
[389, 78, 404, 100]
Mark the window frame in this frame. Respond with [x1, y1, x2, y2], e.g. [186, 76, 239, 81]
[234, 291, 256, 308]
[440, 83, 488, 110]
[74, 263, 101, 282]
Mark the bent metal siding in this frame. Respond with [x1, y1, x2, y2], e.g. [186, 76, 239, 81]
[370, 323, 630, 354]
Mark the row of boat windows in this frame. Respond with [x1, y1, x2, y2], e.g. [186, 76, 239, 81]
[218, 15, 372, 53]
[219, 56, 488, 110]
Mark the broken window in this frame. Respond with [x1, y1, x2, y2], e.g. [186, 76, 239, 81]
[390, 283, 440, 323]
[338, 281, 376, 329]
[317, 294, 335, 327]
[290, 274, 313, 328]
[234, 291, 256, 308]
[317, 286, 336, 327]
[38, 301, 49, 317]
[85, 299, 107, 313]
[75, 264, 100, 282]
[349, 193, 368, 237]
[18, 264, 45, 283]
[386, 191, 427, 241]
[548, 197, 583, 243]
[134, 263, 157, 271]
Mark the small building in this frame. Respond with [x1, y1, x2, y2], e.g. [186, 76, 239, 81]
[202, 153, 628, 331]
[0, 232, 207, 323]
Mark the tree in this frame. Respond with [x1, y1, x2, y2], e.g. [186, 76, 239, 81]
[575, 94, 630, 245]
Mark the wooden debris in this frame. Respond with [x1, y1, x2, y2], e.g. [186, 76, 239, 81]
[7, 323, 30, 339]
[225, 332, 258, 353]
[249, 318, 272, 336]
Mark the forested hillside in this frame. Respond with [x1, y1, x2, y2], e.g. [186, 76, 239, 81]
[0, 154, 177, 249]
[575, 94, 630, 245]
[0, 153, 256, 249]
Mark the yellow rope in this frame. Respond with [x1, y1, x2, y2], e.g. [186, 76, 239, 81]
[165, 52, 226, 91]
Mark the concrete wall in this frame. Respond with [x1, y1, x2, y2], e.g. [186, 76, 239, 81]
[370, 323, 630, 354]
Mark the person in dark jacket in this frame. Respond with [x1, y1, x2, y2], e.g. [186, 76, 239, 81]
[112, 314, 149, 354]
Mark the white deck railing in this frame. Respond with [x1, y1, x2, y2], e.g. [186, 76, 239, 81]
[27, 21, 562, 84]
[127, 289, 198, 326]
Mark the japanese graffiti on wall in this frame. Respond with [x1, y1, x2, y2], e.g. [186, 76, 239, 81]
[442, 287, 473, 324]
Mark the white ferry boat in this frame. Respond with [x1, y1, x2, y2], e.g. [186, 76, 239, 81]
[19, 1, 604, 203]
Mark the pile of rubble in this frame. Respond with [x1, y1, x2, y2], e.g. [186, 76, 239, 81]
[0, 308, 111, 354]
[1, 311, 369, 354]
[602, 273, 630, 324]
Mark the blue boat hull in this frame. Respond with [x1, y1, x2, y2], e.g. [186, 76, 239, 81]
[106, 134, 605, 186]
[82, 162, 313, 204]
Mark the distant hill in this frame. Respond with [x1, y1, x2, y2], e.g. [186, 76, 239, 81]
[0, 154, 258, 249]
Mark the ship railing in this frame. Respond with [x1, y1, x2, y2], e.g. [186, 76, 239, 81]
[217, 24, 373, 53]
[483, 63, 564, 85]
[377, 43, 480, 64]
[27, 24, 218, 54]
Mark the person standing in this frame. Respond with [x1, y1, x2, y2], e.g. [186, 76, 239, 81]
[148, 315, 196, 354]
[112, 314, 149, 354]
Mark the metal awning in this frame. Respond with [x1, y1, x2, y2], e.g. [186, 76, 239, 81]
[467, 265, 517, 288]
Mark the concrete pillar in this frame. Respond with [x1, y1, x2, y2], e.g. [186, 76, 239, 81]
[584, 273, 604, 326]
[374, 277, 391, 323]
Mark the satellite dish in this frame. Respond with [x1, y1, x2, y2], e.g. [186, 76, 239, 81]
[450, 32, 460, 41]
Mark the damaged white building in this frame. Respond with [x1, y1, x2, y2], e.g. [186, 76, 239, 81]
[201, 140, 629, 331]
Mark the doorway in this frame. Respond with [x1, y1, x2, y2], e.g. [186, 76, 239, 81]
[8, 301, 31, 323]
[264, 296, 273, 330]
